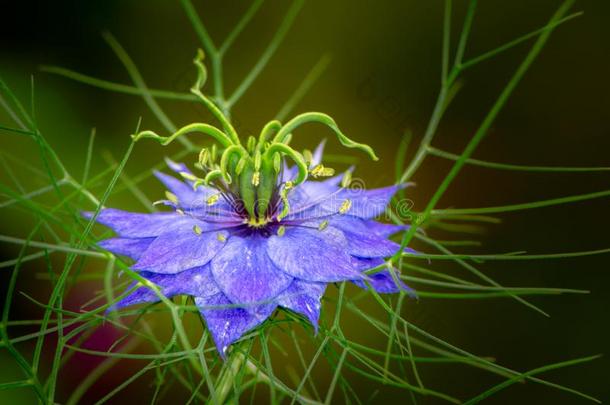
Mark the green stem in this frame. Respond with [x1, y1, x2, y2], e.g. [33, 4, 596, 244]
[397, 0, 575, 250]
[215, 352, 246, 403]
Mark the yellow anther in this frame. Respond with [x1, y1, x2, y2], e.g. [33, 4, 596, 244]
[339, 199, 352, 214]
[165, 191, 178, 204]
[322, 167, 335, 176]
[252, 171, 260, 186]
[207, 194, 220, 206]
[193, 225, 202, 235]
[310, 164, 324, 177]
[318, 220, 329, 231]
[311, 164, 335, 178]
[180, 171, 198, 181]
[217, 233, 227, 242]
[176, 209, 185, 216]
[284, 181, 294, 190]
[341, 171, 352, 188]
[277, 225, 286, 236]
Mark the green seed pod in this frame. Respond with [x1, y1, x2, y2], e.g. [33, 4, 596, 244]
[238, 159, 257, 218]
[256, 156, 276, 218]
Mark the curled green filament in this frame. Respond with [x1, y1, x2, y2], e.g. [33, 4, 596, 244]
[132, 123, 233, 148]
[264, 143, 308, 185]
[220, 145, 248, 184]
[272, 112, 379, 160]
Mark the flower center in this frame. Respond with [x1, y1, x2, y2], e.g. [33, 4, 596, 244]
[131, 48, 378, 229]
[246, 215, 272, 229]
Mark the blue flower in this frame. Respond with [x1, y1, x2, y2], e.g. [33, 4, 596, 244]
[87, 141, 415, 356]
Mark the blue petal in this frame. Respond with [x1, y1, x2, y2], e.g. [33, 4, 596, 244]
[288, 184, 403, 220]
[164, 158, 192, 176]
[350, 257, 415, 295]
[211, 235, 293, 307]
[154, 168, 234, 214]
[98, 237, 154, 260]
[133, 225, 228, 274]
[154, 171, 209, 210]
[196, 293, 276, 357]
[321, 170, 349, 187]
[267, 226, 362, 282]
[292, 180, 338, 202]
[361, 219, 408, 238]
[329, 185, 400, 219]
[281, 162, 299, 183]
[113, 265, 220, 309]
[310, 139, 326, 167]
[329, 216, 401, 258]
[276, 280, 326, 332]
[333, 215, 407, 238]
[350, 256, 384, 271]
[85, 209, 192, 238]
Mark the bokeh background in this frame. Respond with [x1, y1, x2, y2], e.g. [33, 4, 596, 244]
[1, 0, 609, 403]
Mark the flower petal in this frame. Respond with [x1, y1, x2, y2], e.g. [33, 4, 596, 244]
[287, 180, 338, 210]
[281, 162, 299, 183]
[350, 257, 415, 295]
[332, 215, 407, 237]
[267, 226, 361, 282]
[154, 170, 207, 210]
[288, 184, 404, 221]
[330, 217, 401, 258]
[112, 265, 220, 309]
[196, 293, 276, 357]
[211, 235, 293, 307]
[98, 237, 154, 260]
[154, 169, 235, 215]
[276, 280, 326, 331]
[330, 185, 401, 219]
[85, 209, 192, 238]
[364, 220, 407, 238]
[310, 139, 326, 167]
[164, 157, 192, 176]
[350, 256, 384, 271]
[133, 225, 228, 274]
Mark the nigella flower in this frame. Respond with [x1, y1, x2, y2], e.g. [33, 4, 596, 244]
[87, 51, 415, 356]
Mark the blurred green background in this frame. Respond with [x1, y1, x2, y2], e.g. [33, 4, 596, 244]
[1, 0, 609, 403]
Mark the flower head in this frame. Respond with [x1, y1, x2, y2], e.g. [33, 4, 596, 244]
[87, 50, 415, 356]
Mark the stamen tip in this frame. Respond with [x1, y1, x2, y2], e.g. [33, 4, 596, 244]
[339, 199, 352, 214]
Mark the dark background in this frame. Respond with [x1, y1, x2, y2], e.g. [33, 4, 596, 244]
[1, 0, 609, 403]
